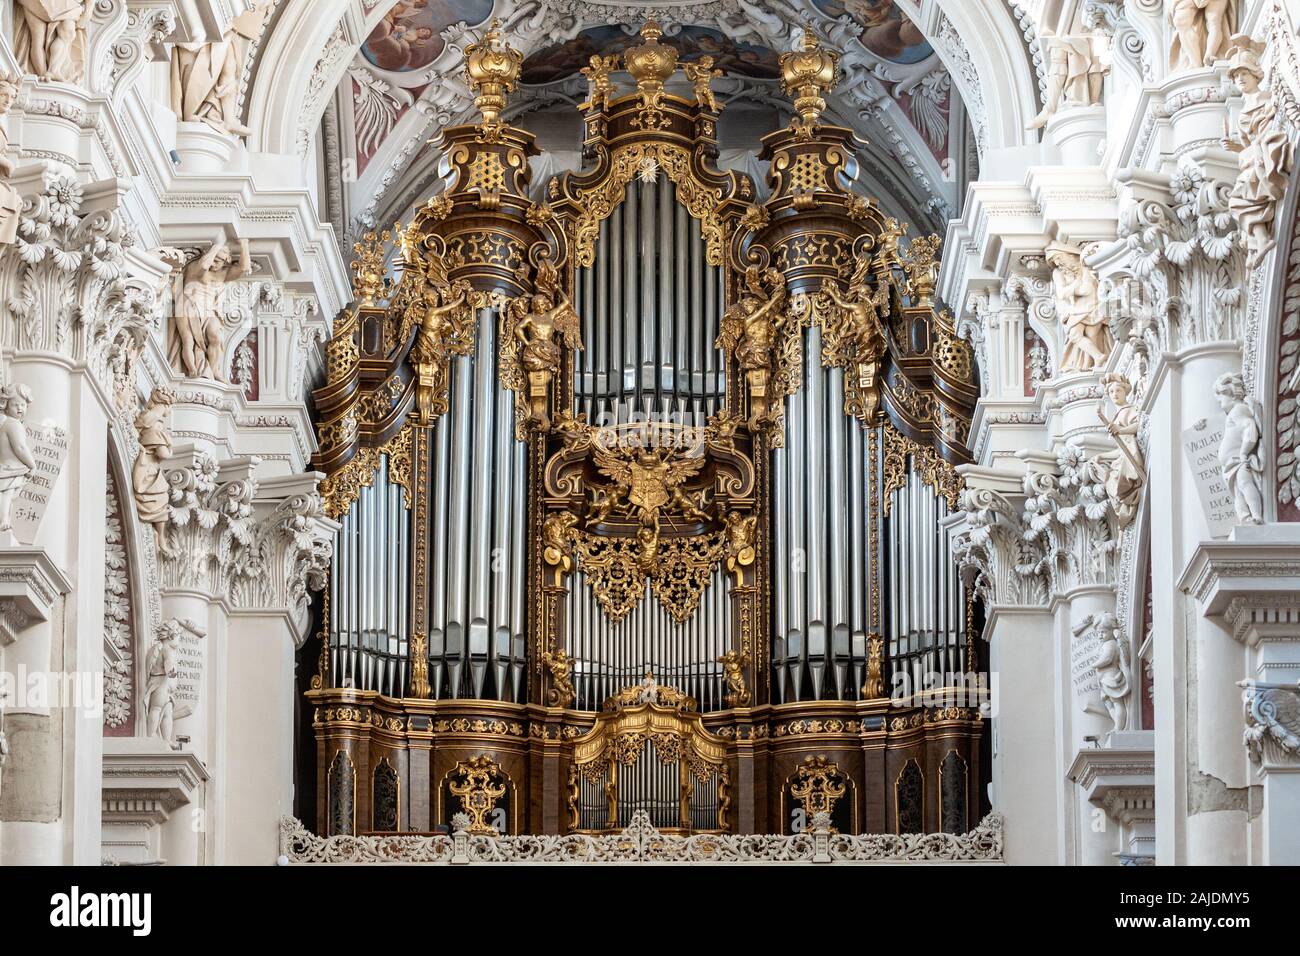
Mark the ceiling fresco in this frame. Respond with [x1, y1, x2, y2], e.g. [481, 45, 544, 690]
[361, 0, 494, 72]
[338, 0, 967, 245]
[813, 0, 934, 65]
[521, 23, 781, 84]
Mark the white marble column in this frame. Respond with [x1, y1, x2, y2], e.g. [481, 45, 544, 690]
[956, 468, 1059, 863]
[0, 173, 139, 864]
[1181, 526, 1300, 865]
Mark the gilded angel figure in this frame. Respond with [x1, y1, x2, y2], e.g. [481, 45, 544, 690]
[508, 260, 582, 429]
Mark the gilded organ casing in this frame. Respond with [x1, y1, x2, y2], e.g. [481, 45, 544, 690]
[306, 20, 984, 839]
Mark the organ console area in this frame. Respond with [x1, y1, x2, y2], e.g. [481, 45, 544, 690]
[304, 20, 985, 838]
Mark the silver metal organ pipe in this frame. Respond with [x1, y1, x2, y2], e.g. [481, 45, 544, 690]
[656, 177, 673, 399]
[445, 353, 473, 696]
[492, 308, 514, 700]
[689, 216, 703, 396]
[848, 418, 865, 637]
[674, 200, 688, 380]
[805, 325, 826, 698]
[624, 184, 639, 406]
[639, 178, 655, 394]
[468, 310, 495, 697]
[350, 489, 358, 689]
[786, 347, 807, 700]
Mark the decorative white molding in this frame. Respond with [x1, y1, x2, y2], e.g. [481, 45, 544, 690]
[103, 472, 136, 727]
[279, 809, 1006, 865]
[101, 738, 210, 865]
[0, 547, 73, 646]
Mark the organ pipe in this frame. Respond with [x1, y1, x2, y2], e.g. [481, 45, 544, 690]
[769, 338, 970, 703]
[328, 455, 412, 697]
[326, 307, 527, 702]
[568, 176, 731, 710]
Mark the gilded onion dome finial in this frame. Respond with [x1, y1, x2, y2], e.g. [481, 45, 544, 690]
[779, 30, 839, 134]
[463, 17, 523, 128]
[624, 19, 679, 95]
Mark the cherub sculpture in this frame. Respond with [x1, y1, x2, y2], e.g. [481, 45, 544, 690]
[1214, 372, 1264, 525]
[409, 256, 473, 423]
[683, 55, 724, 112]
[542, 647, 576, 708]
[822, 255, 890, 420]
[0, 384, 36, 536]
[718, 650, 750, 707]
[579, 54, 619, 112]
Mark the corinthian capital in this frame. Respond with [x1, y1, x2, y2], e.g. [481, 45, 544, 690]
[229, 492, 335, 640]
[161, 454, 259, 593]
[1021, 444, 1122, 594]
[955, 486, 1049, 608]
[1108, 162, 1246, 353]
[2, 177, 139, 367]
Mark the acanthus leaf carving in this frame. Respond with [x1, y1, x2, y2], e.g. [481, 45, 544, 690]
[1020, 445, 1121, 594]
[1112, 161, 1245, 355]
[955, 486, 1048, 609]
[3, 177, 138, 383]
[228, 491, 334, 639]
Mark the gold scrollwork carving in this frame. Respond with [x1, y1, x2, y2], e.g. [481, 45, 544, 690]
[881, 425, 963, 512]
[568, 142, 728, 268]
[572, 528, 726, 625]
[319, 425, 418, 520]
[448, 755, 508, 835]
[862, 632, 885, 699]
[789, 755, 848, 822]
[351, 231, 390, 306]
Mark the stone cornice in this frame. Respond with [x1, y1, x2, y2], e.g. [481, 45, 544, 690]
[102, 738, 210, 817]
[1067, 734, 1156, 819]
[0, 549, 74, 647]
[1178, 527, 1300, 619]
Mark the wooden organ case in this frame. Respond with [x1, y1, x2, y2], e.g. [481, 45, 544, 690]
[305, 21, 985, 839]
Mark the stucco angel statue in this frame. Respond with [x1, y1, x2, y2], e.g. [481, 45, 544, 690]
[1222, 36, 1292, 268]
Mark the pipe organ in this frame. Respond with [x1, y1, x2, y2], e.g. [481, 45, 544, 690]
[306, 20, 984, 839]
